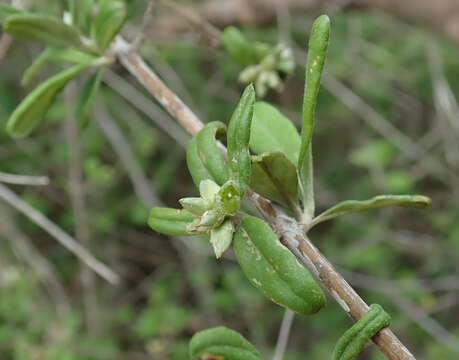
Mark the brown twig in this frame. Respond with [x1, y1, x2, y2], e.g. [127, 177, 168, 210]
[113, 36, 417, 360]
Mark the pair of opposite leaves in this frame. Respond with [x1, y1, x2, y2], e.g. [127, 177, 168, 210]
[189, 305, 391, 360]
[0, 0, 127, 137]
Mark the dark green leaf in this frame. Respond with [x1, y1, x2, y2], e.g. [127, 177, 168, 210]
[190, 326, 261, 360]
[186, 121, 228, 188]
[148, 207, 195, 236]
[4, 14, 84, 49]
[7, 64, 88, 138]
[227, 84, 255, 196]
[250, 152, 298, 209]
[311, 194, 432, 228]
[0, 3, 24, 24]
[93, 0, 127, 51]
[250, 101, 301, 164]
[76, 70, 103, 128]
[298, 15, 330, 219]
[233, 216, 326, 315]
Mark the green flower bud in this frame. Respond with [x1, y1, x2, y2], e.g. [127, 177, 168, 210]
[210, 219, 235, 258]
[216, 180, 241, 216]
[179, 197, 208, 216]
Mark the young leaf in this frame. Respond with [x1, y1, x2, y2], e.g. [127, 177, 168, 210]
[233, 216, 326, 315]
[249, 102, 301, 164]
[93, 0, 127, 51]
[190, 326, 261, 360]
[221, 26, 256, 66]
[22, 47, 97, 87]
[4, 13, 84, 49]
[332, 304, 391, 360]
[250, 152, 298, 209]
[298, 15, 330, 220]
[186, 122, 229, 187]
[227, 84, 256, 196]
[0, 3, 24, 24]
[76, 69, 104, 128]
[210, 219, 234, 258]
[7, 64, 88, 138]
[311, 195, 432, 229]
[179, 197, 208, 216]
[148, 207, 195, 236]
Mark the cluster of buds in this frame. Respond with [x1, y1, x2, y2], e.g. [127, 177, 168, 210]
[239, 43, 295, 98]
[179, 180, 241, 258]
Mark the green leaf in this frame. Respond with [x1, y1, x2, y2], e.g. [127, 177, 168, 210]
[227, 84, 256, 197]
[22, 47, 97, 87]
[333, 304, 391, 360]
[186, 121, 229, 187]
[0, 3, 24, 24]
[221, 26, 256, 66]
[70, 0, 93, 34]
[76, 69, 103, 128]
[298, 15, 330, 220]
[179, 197, 208, 216]
[250, 101, 301, 164]
[93, 0, 127, 51]
[4, 14, 84, 49]
[233, 216, 326, 315]
[189, 326, 261, 360]
[7, 64, 88, 138]
[210, 219, 234, 259]
[311, 194, 432, 228]
[148, 207, 195, 236]
[250, 152, 298, 209]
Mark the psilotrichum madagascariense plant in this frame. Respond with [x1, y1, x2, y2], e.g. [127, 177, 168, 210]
[148, 14, 431, 360]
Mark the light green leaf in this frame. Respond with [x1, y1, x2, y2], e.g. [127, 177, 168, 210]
[216, 180, 240, 216]
[311, 194, 432, 228]
[148, 207, 195, 236]
[221, 26, 256, 66]
[4, 13, 84, 49]
[189, 326, 261, 360]
[227, 84, 256, 197]
[298, 15, 330, 220]
[250, 101, 301, 164]
[93, 0, 127, 51]
[76, 69, 103, 128]
[210, 219, 234, 259]
[186, 122, 228, 187]
[179, 197, 208, 216]
[22, 47, 97, 87]
[250, 152, 298, 209]
[0, 3, 24, 24]
[70, 0, 93, 34]
[233, 216, 326, 315]
[7, 64, 88, 138]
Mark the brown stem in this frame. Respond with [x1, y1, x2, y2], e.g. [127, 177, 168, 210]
[113, 36, 416, 360]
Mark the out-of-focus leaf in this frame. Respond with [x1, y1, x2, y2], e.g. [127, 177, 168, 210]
[148, 207, 195, 236]
[186, 121, 228, 188]
[21, 47, 97, 87]
[93, 0, 127, 51]
[70, 0, 93, 34]
[250, 101, 301, 164]
[0, 3, 24, 24]
[349, 140, 396, 169]
[4, 14, 83, 49]
[76, 69, 103, 128]
[189, 326, 261, 360]
[298, 15, 330, 219]
[250, 152, 298, 208]
[221, 26, 256, 66]
[311, 194, 432, 228]
[7, 64, 88, 138]
[227, 84, 255, 196]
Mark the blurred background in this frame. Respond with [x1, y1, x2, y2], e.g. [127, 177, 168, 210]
[1, 0, 459, 359]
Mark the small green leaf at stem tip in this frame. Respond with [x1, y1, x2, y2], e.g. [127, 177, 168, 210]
[7, 64, 88, 138]
[199, 179, 220, 204]
[216, 181, 241, 216]
[298, 14, 330, 220]
[332, 304, 391, 360]
[189, 326, 261, 360]
[93, 0, 127, 51]
[227, 84, 256, 197]
[250, 102, 301, 165]
[4, 13, 84, 49]
[148, 207, 195, 236]
[311, 194, 432, 229]
[179, 197, 208, 216]
[210, 219, 235, 258]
